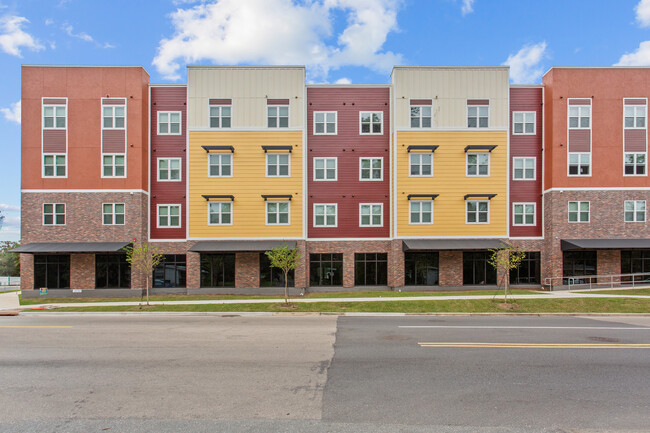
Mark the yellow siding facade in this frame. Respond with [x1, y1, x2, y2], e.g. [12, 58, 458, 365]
[395, 130, 508, 237]
[189, 131, 303, 238]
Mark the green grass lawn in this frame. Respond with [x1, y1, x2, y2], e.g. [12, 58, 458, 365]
[574, 288, 650, 296]
[0, 289, 19, 294]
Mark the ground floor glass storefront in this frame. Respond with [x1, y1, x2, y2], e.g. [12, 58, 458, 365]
[260, 253, 294, 287]
[200, 253, 235, 287]
[34, 254, 70, 289]
[510, 251, 541, 285]
[153, 255, 186, 288]
[309, 254, 343, 286]
[463, 251, 497, 285]
[621, 250, 650, 282]
[354, 253, 387, 286]
[563, 251, 597, 278]
[96, 254, 131, 289]
[404, 252, 439, 286]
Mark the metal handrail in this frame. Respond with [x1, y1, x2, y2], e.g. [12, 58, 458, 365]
[544, 272, 650, 291]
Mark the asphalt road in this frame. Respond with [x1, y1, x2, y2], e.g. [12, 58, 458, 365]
[1, 313, 649, 432]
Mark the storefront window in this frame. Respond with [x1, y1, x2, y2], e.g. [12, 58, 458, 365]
[463, 251, 497, 285]
[354, 253, 387, 286]
[260, 253, 294, 287]
[405, 252, 439, 285]
[96, 254, 131, 289]
[153, 255, 186, 288]
[310, 254, 343, 286]
[34, 255, 70, 289]
[510, 252, 540, 284]
[200, 253, 235, 287]
[563, 251, 597, 278]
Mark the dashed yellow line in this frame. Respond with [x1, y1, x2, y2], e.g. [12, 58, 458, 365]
[418, 342, 650, 349]
[0, 326, 73, 329]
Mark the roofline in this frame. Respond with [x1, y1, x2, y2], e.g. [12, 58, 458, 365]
[187, 65, 305, 70]
[22, 64, 150, 77]
[510, 84, 543, 88]
[306, 84, 391, 88]
[543, 65, 650, 78]
[150, 83, 187, 87]
[391, 65, 509, 77]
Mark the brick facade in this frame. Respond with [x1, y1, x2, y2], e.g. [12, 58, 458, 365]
[19, 254, 34, 292]
[235, 252, 260, 288]
[70, 254, 95, 289]
[439, 251, 463, 286]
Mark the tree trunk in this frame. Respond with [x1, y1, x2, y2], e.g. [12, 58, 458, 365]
[283, 270, 289, 304]
[146, 275, 150, 306]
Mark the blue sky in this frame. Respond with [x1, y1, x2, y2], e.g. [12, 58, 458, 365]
[1, 0, 650, 241]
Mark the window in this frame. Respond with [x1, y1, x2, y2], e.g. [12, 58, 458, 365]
[512, 157, 535, 180]
[359, 203, 383, 227]
[405, 252, 439, 286]
[158, 111, 181, 135]
[209, 105, 231, 128]
[621, 250, 650, 277]
[359, 157, 383, 181]
[313, 157, 337, 181]
[624, 105, 646, 128]
[466, 200, 489, 224]
[95, 254, 130, 289]
[153, 255, 186, 288]
[102, 154, 125, 177]
[510, 252, 540, 285]
[314, 111, 337, 135]
[102, 203, 125, 225]
[43, 154, 66, 177]
[568, 201, 590, 223]
[360, 112, 382, 134]
[34, 255, 70, 289]
[625, 200, 646, 222]
[563, 251, 597, 278]
[568, 153, 590, 176]
[43, 105, 66, 129]
[208, 153, 232, 177]
[266, 201, 290, 225]
[208, 202, 232, 225]
[409, 153, 433, 177]
[354, 253, 387, 286]
[310, 254, 343, 286]
[260, 253, 294, 287]
[409, 200, 433, 224]
[569, 105, 590, 129]
[468, 105, 488, 128]
[466, 153, 490, 176]
[158, 158, 181, 181]
[463, 251, 496, 285]
[314, 204, 337, 227]
[625, 153, 646, 176]
[267, 154, 290, 177]
[158, 205, 181, 228]
[410, 105, 432, 128]
[200, 253, 235, 287]
[43, 203, 65, 225]
[102, 105, 125, 129]
[513, 111, 536, 134]
[268, 105, 289, 128]
[513, 203, 535, 226]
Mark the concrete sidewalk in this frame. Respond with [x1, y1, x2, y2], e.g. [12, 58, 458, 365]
[0, 290, 20, 311]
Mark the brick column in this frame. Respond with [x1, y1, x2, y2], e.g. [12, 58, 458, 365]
[542, 240, 564, 285]
[20, 254, 34, 291]
[294, 240, 308, 289]
[343, 252, 355, 288]
[439, 251, 463, 287]
[70, 254, 95, 289]
[597, 250, 621, 284]
[235, 252, 259, 288]
[388, 239, 404, 288]
[186, 251, 201, 289]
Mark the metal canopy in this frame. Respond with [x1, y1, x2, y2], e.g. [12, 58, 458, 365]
[202, 195, 234, 201]
[464, 145, 497, 152]
[261, 145, 293, 153]
[202, 145, 234, 153]
[464, 194, 497, 200]
[261, 195, 292, 201]
[402, 239, 508, 251]
[189, 240, 297, 252]
[407, 194, 439, 200]
[11, 242, 130, 253]
[561, 238, 650, 251]
[407, 145, 439, 153]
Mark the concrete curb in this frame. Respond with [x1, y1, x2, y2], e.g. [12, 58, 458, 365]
[16, 311, 650, 317]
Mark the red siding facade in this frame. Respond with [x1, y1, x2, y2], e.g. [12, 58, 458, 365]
[307, 87, 390, 238]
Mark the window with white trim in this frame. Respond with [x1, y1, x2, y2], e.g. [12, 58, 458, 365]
[43, 203, 65, 225]
[360, 157, 383, 181]
[208, 153, 232, 177]
[410, 105, 432, 128]
[158, 111, 181, 135]
[569, 105, 590, 129]
[266, 154, 290, 177]
[43, 154, 66, 177]
[512, 157, 535, 180]
[158, 158, 181, 181]
[513, 111, 536, 134]
[102, 203, 125, 225]
[158, 205, 181, 228]
[266, 201, 290, 225]
[513, 203, 535, 226]
[208, 202, 232, 225]
[209, 105, 231, 128]
[314, 112, 337, 135]
[409, 153, 433, 177]
[268, 105, 289, 128]
[102, 154, 125, 177]
[466, 153, 490, 176]
[568, 201, 589, 223]
[468, 105, 488, 128]
[359, 203, 382, 227]
[314, 157, 337, 181]
[314, 204, 337, 227]
[409, 200, 433, 224]
[360, 112, 382, 134]
[466, 200, 489, 224]
[624, 105, 646, 128]
[102, 105, 125, 129]
[624, 153, 646, 175]
[625, 200, 646, 222]
[43, 105, 66, 129]
[568, 153, 590, 176]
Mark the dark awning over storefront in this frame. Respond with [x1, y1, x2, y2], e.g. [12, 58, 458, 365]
[561, 239, 650, 251]
[402, 239, 508, 251]
[11, 242, 130, 253]
[189, 240, 297, 252]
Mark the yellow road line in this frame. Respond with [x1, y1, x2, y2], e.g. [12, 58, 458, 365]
[0, 326, 73, 329]
[418, 342, 650, 349]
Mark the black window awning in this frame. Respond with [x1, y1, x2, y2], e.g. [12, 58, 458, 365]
[561, 239, 650, 251]
[11, 242, 130, 253]
[189, 240, 297, 252]
[402, 239, 508, 251]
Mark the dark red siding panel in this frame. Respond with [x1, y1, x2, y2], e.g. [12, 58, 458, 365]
[102, 129, 126, 153]
[42, 130, 66, 153]
[626, 99, 646, 105]
[624, 129, 647, 152]
[102, 98, 126, 105]
[209, 98, 231, 105]
[467, 99, 489, 105]
[568, 129, 591, 152]
[43, 98, 66, 105]
[410, 99, 432, 105]
[569, 98, 591, 105]
[307, 87, 390, 238]
[150, 86, 187, 240]
[267, 99, 290, 105]
[509, 87, 543, 238]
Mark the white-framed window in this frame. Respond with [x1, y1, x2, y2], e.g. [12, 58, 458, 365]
[158, 111, 181, 135]
[266, 201, 290, 225]
[409, 153, 433, 177]
[568, 152, 591, 176]
[568, 201, 590, 223]
[208, 202, 232, 226]
[268, 105, 289, 128]
[158, 204, 181, 228]
[466, 200, 489, 224]
[313, 157, 337, 181]
[158, 158, 181, 181]
[568, 105, 591, 129]
[624, 105, 646, 129]
[102, 154, 125, 177]
[359, 203, 383, 227]
[43, 203, 65, 225]
[513, 203, 536, 226]
[360, 112, 383, 135]
[624, 153, 646, 176]
[314, 111, 337, 135]
[208, 153, 232, 177]
[43, 154, 66, 177]
[466, 153, 490, 176]
[313, 204, 337, 227]
[102, 203, 125, 225]
[209, 105, 231, 128]
[512, 157, 536, 180]
[513, 111, 536, 135]
[102, 105, 125, 129]
[266, 153, 290, 177]
[625, 200, 646, 222]
[409, 200, 433, 224]
[43, 105, 66, 129]
[359, 157, 383, 181]
[468, 105, 489, 128]
[410, 105, 432, 128]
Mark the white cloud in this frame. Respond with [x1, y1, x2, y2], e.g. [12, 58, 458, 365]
[335, 77, 352, 84]
[636, 0, 650, 27]
[0, 100, 20, 123]
[153, 0, 402, 81]
[63, 24, 93, 42]
[0, 15, 44, 57]
[44, 18, 53, 26]
[460, 0, 474, 15]
[0, 204, 20, 212]
[615, 40, 650, 66]
[503, 41, 547, 84]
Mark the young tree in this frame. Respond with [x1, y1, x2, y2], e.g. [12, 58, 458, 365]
[488, 246, 526, 303]
[265, 244, 300, 304]
[125, 242, 163, 306]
